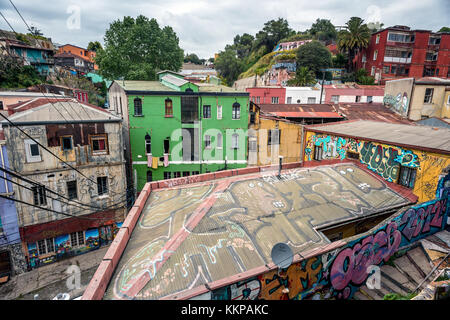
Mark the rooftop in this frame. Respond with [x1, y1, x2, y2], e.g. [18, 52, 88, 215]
[335, 103, 413, 124]
[102, 162, 414, 300]
[306, 120, 450, 154]
[115, 80, 247, 94]
[258, 103, 343, 119]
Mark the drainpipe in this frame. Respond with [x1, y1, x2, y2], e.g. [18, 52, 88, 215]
[406, 78, 415, 120]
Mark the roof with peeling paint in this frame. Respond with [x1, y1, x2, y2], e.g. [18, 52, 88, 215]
[103, 162, 414, 300]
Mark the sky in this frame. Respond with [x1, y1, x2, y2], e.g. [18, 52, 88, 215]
[0, 0, 449, 59]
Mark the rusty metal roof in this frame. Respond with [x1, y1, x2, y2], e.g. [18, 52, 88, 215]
[103, 163, 413, 300]
[335, 103, 413, 124]
[258, 104, 342, 118]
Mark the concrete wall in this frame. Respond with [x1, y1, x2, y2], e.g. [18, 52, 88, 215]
[409, 84, 448, 120]
[285, 87, 321, 104]
[383, 78, 414, 118]
[304, 130, 450, 203]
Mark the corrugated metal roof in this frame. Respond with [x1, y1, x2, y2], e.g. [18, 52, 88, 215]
[307, 120, 450, 153]
[115, 80, 176, 92]
[103, 163, 413, 300]
[267, 111, 342, 118]
[161, 74, 189, 87]
[336, 103, 413, 124]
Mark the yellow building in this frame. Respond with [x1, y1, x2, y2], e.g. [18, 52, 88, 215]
[304, 120, 450, 203]
[248, 102, 303, 166]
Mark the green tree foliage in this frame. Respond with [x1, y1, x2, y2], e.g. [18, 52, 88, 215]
[253, 18, 296, 53]
[95, 15, 184, 80]
[338, 17, 371, 72]
[0, 56, 43, 88]
[214, 48, 244, 86]
[296, 40, 332, 77]
[438, 27, 450, 33]
[287, 66, 316, 86]
[233, 33, 255, 60]
[309, 18, 337, 42]
[355, 68, 375, 85]
[184, 53, 202, 64]
[332, 53, 347, 68]
[87, 41, 103, 52]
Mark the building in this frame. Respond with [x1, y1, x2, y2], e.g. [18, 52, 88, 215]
[82, 158, 450, 301]
[0, 129, 28, 279]
[54, 52, 95, 75]
[247, 86, 286, 105]
[354, 25, 450, 84]
[57, 44, 98, 70]
[179, 62, 217, 83]
[322, 84, 385, 104]
[334, 103, 413, 124]
[272, 40, 313, 52]
[285, 85, 322, 104]
[1, 37, 55, 76]
[108, 71, 249, 190]
[384, 77, 450, 120]
[1, 98, 127, 269]
[303, 120, 450, 203]
[26, 84, 90, 104]
[248, 102, 304, 166]
[0, 92, 65, 112]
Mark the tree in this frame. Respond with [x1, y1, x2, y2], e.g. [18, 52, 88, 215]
[214, 48, 244, 86]
[438, 27, 450, 33]
[0, 55, 43, 88]
[29, 25, 43, 37]
[309, 18, 337, 42]
[332, 53, 347, 68]
[233, 33, 255, 60]
[184, 53, 202, 64]
[287, 66, 316, 86]
[87, 41, 103, 52]
[337, 17, 371, 72]
[355, 68, 375, 85]
[296, 40, 332, 77]
[95, 15, 184, 80]
[253, 18, 295, 52]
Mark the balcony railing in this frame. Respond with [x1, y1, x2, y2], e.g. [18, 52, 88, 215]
[384, 56, 412, 64]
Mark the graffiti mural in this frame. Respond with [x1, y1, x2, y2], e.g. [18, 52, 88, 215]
[305, 134, 358, 161]
[383, 92, 409, 115]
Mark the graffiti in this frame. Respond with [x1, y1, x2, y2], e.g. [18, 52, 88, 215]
[305, 134, 357, 161]
[383, 92, 409, 115]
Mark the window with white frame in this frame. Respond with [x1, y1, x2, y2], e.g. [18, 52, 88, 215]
[271, 96, 279, 104]
[203, 105, 211, 119]
[287, 97, 292, 104]
[231, 133, 239, 149]
[424, 88, 434, 103]
[373, 50, 378, 60]
[371, 66, 376, 76]
[32, 185, 47, 206]
[376, 34, 380, 44]
[204, 135, 211, 149]
[307, 97, 316, 104]
[70, 231, 84, 247]
[331, 95, 339, 103]
[37, 238, 55, 255]
[232, 103, 240, 119]
[367, 96, 373, 103]
[217, 105, 222, 119]
[24, 139, 41, 163]
[256, 97, 260, 104]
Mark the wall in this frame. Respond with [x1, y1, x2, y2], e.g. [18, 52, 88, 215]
[246, 87, 286, 105]
[383, 78, 414, 117]
[202, 172, 450, 300]
[285, 87, 321, 104]
[409, 85, 447, 121]
[303, 130, 450, 203]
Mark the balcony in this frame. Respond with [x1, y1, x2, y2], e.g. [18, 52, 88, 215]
[384, 56, 412, 64]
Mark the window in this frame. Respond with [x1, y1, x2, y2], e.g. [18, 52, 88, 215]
[268, 129, 280, 145]
[373, 50, 378, 60]
[250, 111, 256, 124]
[425, 52, 438, 61]
[97, 177, 108, 196]
[307, 97, 316, 104]
[204, 135, 211, 149]
[347, 151, 360, 160]
[447, 95, 450, 105]
[328, 232, 343, 242]
[203, 105, 211, 118]
[37, 238, 55, 255]
[119, 96, 122, 115]
[398, 166, 416, 189]
[297, 99, 301, 103]
[424, 88, 434, 103]
[32, 185, 47, 206]
[165, 99, 173, 117]
[164, 139, 170, 154]
[173, 172, 181, 178]
[388, 32, 414, 43]
[217, 105, 222, 119]
[70, 231, 84, 247]
[287, 97, 292, 104]
[313, 146, 323, 161]
[0, 101, 3, 110]
[217, 133, 222, 149]
[134, 98, 142, 116]
[256, 97, 260, 104]
[25, 139, 41, 162]
[383, 65, 390, 74]
[371, 66, 376, 76]
[90, 134, 108, 154]
[191, 171, 199, 175]
[61, 136, 73, 151]
[232, 103, 240, 119]
[376, 34, 380, 44]
[146, 171, 152, 182]
[182, 171, 190, 177]
[249, 139, 257, 152]
[164, 172, 172, 180]
[331, 95, 339, 103]
[355, 96, 361, 103]
[67, 181, 77, 200]
[271, 96, 279, 104]
[367, 96, 373, 103]
[232, 133, 239, 149]
[145, 133, 151, 154]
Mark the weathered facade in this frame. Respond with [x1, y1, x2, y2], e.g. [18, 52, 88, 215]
[109, 71, 249, 191]
[303, 120, 450, 203]
[1, 99, 127, 269]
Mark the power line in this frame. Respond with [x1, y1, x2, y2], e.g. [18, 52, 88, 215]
[0, 11, 16, 33]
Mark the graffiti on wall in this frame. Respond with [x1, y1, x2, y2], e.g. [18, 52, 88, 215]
[208, 172, 450, 300]
[383, 92, 409, 115]
[305, 134, 357, 161]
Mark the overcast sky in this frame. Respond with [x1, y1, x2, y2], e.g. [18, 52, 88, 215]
[0, 0, 448, 59]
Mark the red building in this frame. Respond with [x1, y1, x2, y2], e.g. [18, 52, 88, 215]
[246, 86, 286, 105]
[355, 25, 450, 84]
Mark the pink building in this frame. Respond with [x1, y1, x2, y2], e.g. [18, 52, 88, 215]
[246, 86, 286, 105]
[323, 84, 385, 104]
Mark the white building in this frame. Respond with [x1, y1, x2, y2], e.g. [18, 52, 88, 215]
[285, 85, 323, 104]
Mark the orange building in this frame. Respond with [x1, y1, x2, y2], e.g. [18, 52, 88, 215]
[58, 44, 98, 70]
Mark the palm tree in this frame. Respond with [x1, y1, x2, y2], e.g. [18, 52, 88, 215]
[338, 17, 371, 72]
[288, 66, 316, 86]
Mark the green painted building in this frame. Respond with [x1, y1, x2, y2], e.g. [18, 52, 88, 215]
[108, 71, 249, 191]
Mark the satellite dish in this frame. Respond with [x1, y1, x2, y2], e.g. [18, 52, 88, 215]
[271, 243, 293, 269]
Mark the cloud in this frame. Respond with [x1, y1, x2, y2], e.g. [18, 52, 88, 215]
[0, 0, 448, 59]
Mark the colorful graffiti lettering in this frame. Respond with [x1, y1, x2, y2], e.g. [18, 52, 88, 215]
[306, 134, 356, 161]
[383, 92, 409, 115]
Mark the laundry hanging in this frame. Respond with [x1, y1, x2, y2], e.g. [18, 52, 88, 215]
[152, 156, 158, 169]
[163, 153, 169, 167]
[147, 154, 152, 168]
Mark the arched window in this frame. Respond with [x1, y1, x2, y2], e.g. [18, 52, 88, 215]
[165, 98, 173, 117]
[232, 102, 240, 119]
[185, 88, 193, 92]
[134, 98, 142, 116]
[145, 133, 151, 154]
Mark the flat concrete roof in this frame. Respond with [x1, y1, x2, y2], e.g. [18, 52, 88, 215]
[307, 120, 450, 153]
[103, 162, 413, 300]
